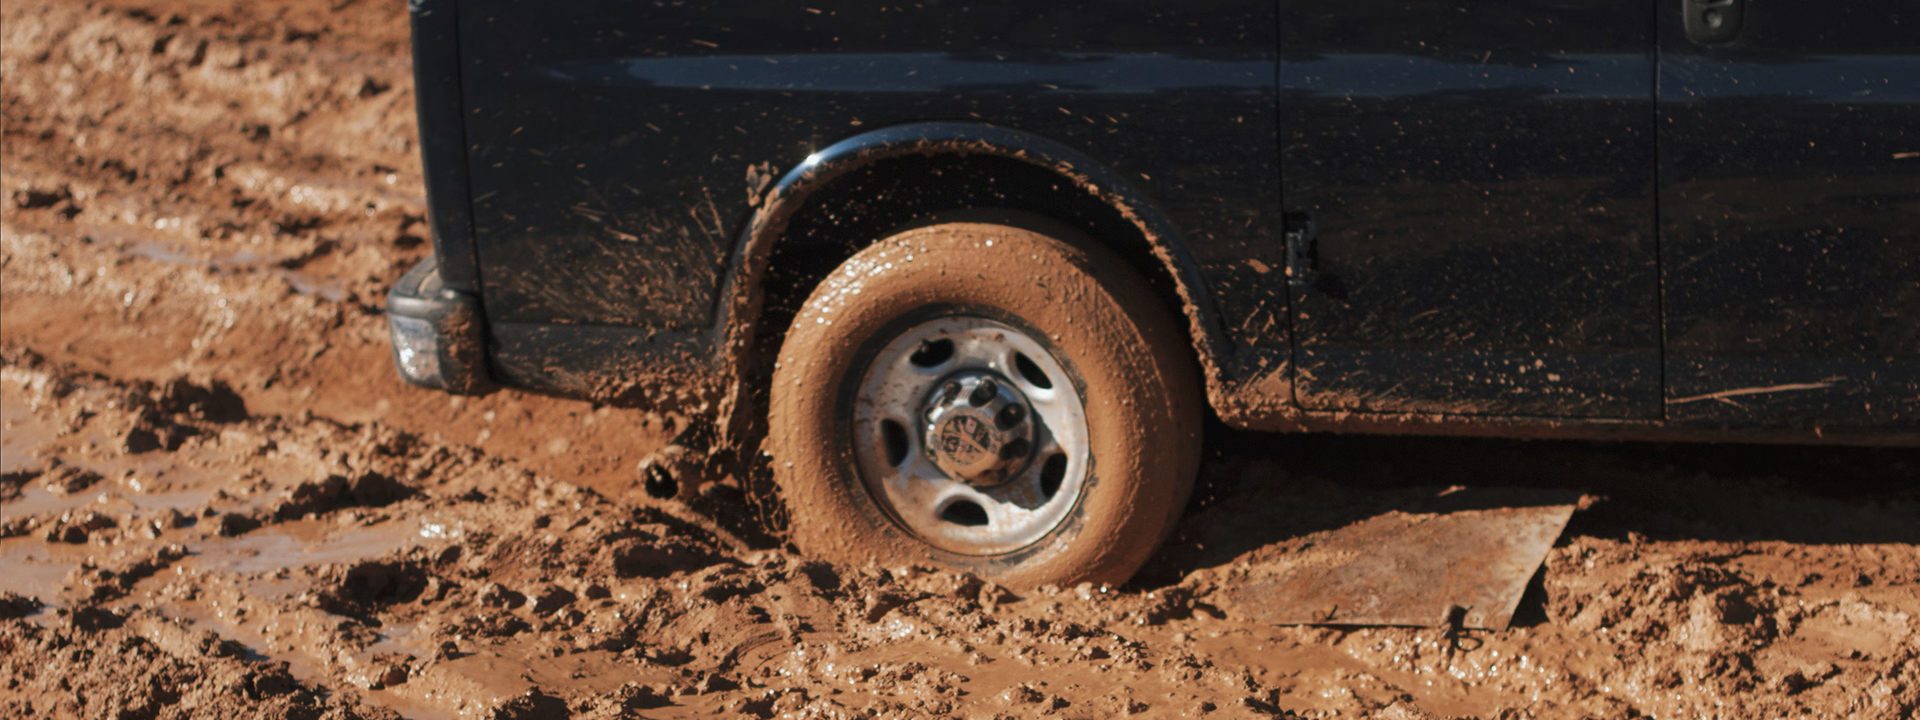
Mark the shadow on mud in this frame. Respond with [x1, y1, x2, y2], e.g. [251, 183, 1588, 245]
[1132, 425, 1920, 590]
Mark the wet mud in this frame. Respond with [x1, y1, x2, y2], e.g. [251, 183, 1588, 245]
[4, 1, 1918, 718]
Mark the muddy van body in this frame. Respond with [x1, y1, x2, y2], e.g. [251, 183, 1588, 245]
[388, 0, 1917, 582]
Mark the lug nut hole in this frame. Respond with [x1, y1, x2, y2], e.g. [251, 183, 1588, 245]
[941, 500, 989, 527]
[1014, 352, 1053, 390]
[881, 419, 909, 467]
[1039, 453, 1068, 499]
[910, 339, 954, 368]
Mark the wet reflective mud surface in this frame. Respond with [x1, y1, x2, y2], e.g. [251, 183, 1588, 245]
[3, 1, 1918, 718]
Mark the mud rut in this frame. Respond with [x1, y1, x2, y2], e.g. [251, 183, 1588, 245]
[2, 1, 1916, 718]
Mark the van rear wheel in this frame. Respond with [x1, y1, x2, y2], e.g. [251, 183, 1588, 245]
[767, 219, 1201, 588]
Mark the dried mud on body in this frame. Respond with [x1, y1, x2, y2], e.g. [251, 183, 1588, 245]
[3, 0, 1919, 718]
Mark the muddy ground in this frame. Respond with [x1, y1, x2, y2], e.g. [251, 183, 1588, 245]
[3, 1, 1917, 718]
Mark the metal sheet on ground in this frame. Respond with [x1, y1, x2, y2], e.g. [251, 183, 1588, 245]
[1220, 488, 1579, 630]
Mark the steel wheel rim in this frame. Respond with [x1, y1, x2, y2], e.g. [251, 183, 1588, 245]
[852, 315, 1090, 556]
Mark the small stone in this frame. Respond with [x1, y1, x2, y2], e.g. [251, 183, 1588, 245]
[528, 584, 576, 614]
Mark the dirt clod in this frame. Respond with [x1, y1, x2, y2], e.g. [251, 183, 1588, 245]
[41, 464, 103, 496]
[0, 592, 44, 619]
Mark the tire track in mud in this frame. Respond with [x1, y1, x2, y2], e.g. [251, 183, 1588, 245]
[4, 1, 1919, 719]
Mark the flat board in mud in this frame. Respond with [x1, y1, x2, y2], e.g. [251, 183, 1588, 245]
[388, 0, 1919, 586]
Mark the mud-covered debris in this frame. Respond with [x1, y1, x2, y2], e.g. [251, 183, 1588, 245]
[418, 575, 457, 604]
[355, 653, 414, 690]
[692, 672, 738, 695]
[196, 629, 253, 659]
[147, 376, 250, 423]
[11, 185, 71, 209]
[638, 443, 701, 500]
[311, 559, 431, 616]
[794, 559, 842, 593]
[243, 662, 304, 700]
[725, 687, 806, 719]
[42, 464, 104, 496]
[446, 610, 532, 639]
[214, 511, 262, 536]
[487, 688, 570, 720]
[892, 564, 987, 601]
[477, 581, 528, 609]
[1003, 682, 1069, 710]
[60, 606, 126, 631]
[526, 583, 577, 614]
[579, 682, 674, 717]
[1374, 702, 1442, 720]
[74, 543, 189, 601]
[690, 566, 764, 603]
[120, 425, 166, 454]
[1137, 585, 1199, 625]
[605, 535, 725, 578]
[274, 472, 413, 520]
[0, 518, 33, 539]
[44, 509, 116, 543]
[146, 507, 195, 536]
[0, 592, 45, 619]
[0, 468, 42, 501]
[862, 589, 929, 623]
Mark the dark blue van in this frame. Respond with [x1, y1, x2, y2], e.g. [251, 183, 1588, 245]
[389, 0, 1918, 586]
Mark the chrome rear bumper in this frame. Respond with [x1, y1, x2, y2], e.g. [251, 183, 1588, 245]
[386, 255, 494, 395]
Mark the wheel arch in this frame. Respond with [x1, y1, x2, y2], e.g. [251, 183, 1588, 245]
[712, 122, 1228, 447]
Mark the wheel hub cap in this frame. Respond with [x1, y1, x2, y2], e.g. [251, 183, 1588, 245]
[923, 373, 1034, 487]
[849, 315, 1091, 556]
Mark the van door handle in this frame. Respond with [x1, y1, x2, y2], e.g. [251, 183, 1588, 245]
[1684, 0, 1744, 44]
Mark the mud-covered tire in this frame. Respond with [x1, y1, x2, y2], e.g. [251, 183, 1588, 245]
[768, 219, 1202, 587]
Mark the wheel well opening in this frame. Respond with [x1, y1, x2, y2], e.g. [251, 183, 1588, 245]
[750, 153, 1191, 392]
